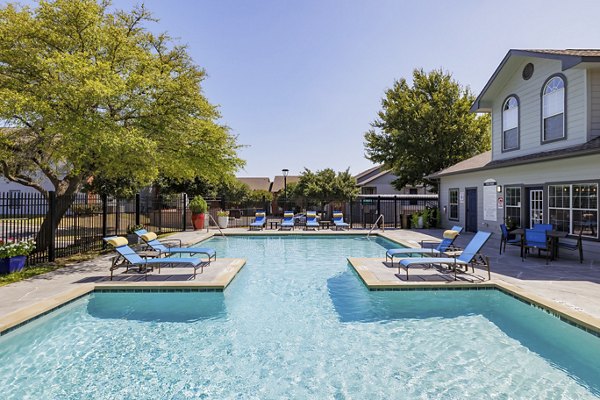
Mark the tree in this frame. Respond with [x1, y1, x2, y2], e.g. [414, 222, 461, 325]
[364, 68, 490, 192]
[0, 0, 244, 249]
[295, 168, 359, 209]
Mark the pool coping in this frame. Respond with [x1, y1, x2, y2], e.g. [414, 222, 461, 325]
[347, 256, 600, 337]
[2, 232, 599, 340]
[0, 258, 246, 335]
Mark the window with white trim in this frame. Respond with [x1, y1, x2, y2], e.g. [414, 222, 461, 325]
[548, 183, 598, 238]
[502, 96, 519, 151]
[504, 187, 521, 228]
[542, 76, 565, 141]
[449, 188, 459, 221]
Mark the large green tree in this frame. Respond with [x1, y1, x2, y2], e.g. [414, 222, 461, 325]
[364, 68, 490, 192]
[0, 0, 243, 248]
[295, 168, 359, 208]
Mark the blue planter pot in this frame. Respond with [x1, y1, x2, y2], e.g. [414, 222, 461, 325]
[0, 256, 27, 274]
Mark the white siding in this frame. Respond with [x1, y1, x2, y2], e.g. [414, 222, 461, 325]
[492, 58, 587, 161]
[438, 154, 600, 234]
[590, 69, 600, 139]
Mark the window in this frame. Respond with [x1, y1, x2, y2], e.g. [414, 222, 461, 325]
[361, 187, 376, 195]
[409, 188, 418, 205]
[449, 188, 459, 221]
[504, 187, 521, 228]
[542, 76, 565, 142]
[502, 96, 519, 151]
[548, 183, 598, 238]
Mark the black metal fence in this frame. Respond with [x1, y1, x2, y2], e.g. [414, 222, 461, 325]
[0, 191, 187, 266]
[1, 191, 439, 266]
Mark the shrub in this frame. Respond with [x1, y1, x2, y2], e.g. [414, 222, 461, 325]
[189, 196, 208, 214]
[0, 239, 36, 258]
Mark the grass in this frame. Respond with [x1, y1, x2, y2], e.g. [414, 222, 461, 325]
[0, 251, 104, 287]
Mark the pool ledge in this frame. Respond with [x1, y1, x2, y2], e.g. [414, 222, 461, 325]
[347, 257, 600, 336]
[0, 258, 246, 335]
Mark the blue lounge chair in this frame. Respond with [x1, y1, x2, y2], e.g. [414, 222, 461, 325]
[135, 229, 216, 263]
[522, 229, 551, 264]
[305, 211, 319, 230]
[280, 211, 295, 230]
[397, 231, 492, 281]
[385, 226, 463, 265]
[104, 237, 206, 280]
[333, 211, 349, 230]
[249, 211, 267, 230]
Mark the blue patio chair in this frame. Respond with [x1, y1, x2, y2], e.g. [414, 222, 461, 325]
[522, 229, 551, 264]
[249, 211, 267, 231]
[533, 223, 553, 232]
[499, 224, 521, 254]
[135, 229, 216, 263]
[557, 227, 583, 263]
[305, 211, 319, 230]
[397, 231, 492, 281]
[104, 236, 206, 280]
[333, 211, 349, 230]
[385, 226, 463, 265]
[280, 211, 295, 230]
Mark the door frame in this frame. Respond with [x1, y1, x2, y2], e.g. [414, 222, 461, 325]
[465, 187, 478, 232]
[525, 185, 544, 228]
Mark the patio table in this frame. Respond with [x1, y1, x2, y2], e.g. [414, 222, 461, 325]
[512, 228, 568, 260]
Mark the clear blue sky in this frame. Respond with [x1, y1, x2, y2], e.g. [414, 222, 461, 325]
[111, 0, 600, 177]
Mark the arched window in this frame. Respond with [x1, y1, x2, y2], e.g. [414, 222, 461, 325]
[502, 96, 519, 151]
[542, 75, 565, 141]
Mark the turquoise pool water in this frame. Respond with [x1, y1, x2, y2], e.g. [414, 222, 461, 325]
[1, 235, 599, 399]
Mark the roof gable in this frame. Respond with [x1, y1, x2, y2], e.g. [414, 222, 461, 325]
[471, 49, 600, 113]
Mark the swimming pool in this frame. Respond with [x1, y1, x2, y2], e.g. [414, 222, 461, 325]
[1, 235, 599, 399]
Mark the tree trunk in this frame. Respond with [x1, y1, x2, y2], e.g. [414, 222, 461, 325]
[35, 185, 81, 255]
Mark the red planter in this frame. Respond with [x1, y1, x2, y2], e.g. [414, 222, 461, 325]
[0, 256, 27, 274]
[191, 213, 206, 230]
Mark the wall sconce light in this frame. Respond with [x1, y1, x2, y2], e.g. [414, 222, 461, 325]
[496, 185, 502, 193]
[443, 206, 447, 214]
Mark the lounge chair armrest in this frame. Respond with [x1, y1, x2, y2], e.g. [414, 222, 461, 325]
[420, 240, 441, 249]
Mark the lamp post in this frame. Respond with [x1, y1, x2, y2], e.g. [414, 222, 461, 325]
[282, 168, 289, 212]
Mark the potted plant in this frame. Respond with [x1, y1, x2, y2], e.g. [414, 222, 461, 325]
[0, 238, 36, 274]
[217, 210, 229, 229]
[189, 196, 208, 230]
[126, 224, 145, 245]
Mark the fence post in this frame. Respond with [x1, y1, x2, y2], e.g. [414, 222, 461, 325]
[102, 194, 108, 249]
[135, 193, 140, 226]
[182, 193, 187, 231]
[158, 195, 163, 232]
[394, 195, 398, 229]
[349, 198, 353, 229]
[377, 196, 381, 228]
[115, 198, 120, 234]
[48, 191, 56, 262]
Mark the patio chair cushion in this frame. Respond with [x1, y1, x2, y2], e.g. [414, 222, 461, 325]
[141, 232, 158, 242]
[443, 230, 459, 239]
[106, 236, 128, 247]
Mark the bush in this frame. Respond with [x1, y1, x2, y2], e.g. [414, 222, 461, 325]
[217, 210, 229, 217]
[189, 196, 208, 214]
[0, 239, 36, 258]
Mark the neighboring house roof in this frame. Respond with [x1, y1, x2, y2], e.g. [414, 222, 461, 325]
[430, 137, 600, 178]
[271, 175, 300, 192]
[237, 177, 271, 192]
[356, 169, 392, 186]
[354, 165, 381, 181]
[471, 49, 600, 112]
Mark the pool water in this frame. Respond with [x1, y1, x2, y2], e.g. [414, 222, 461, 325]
[1, 235, 599, 399]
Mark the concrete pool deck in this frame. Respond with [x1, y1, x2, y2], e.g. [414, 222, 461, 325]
[1, 227, 600, 335]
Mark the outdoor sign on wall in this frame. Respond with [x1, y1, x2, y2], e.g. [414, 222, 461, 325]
[483, 178, 497, 221]
[497, 196, 504, 209]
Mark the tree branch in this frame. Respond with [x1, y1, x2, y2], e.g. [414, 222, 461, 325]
[0, 161, 48, 197]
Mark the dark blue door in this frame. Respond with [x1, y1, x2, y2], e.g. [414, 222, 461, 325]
[466, 188, 478, 232]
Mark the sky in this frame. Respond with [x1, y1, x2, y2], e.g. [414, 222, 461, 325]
[107, 0, 600, 178]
